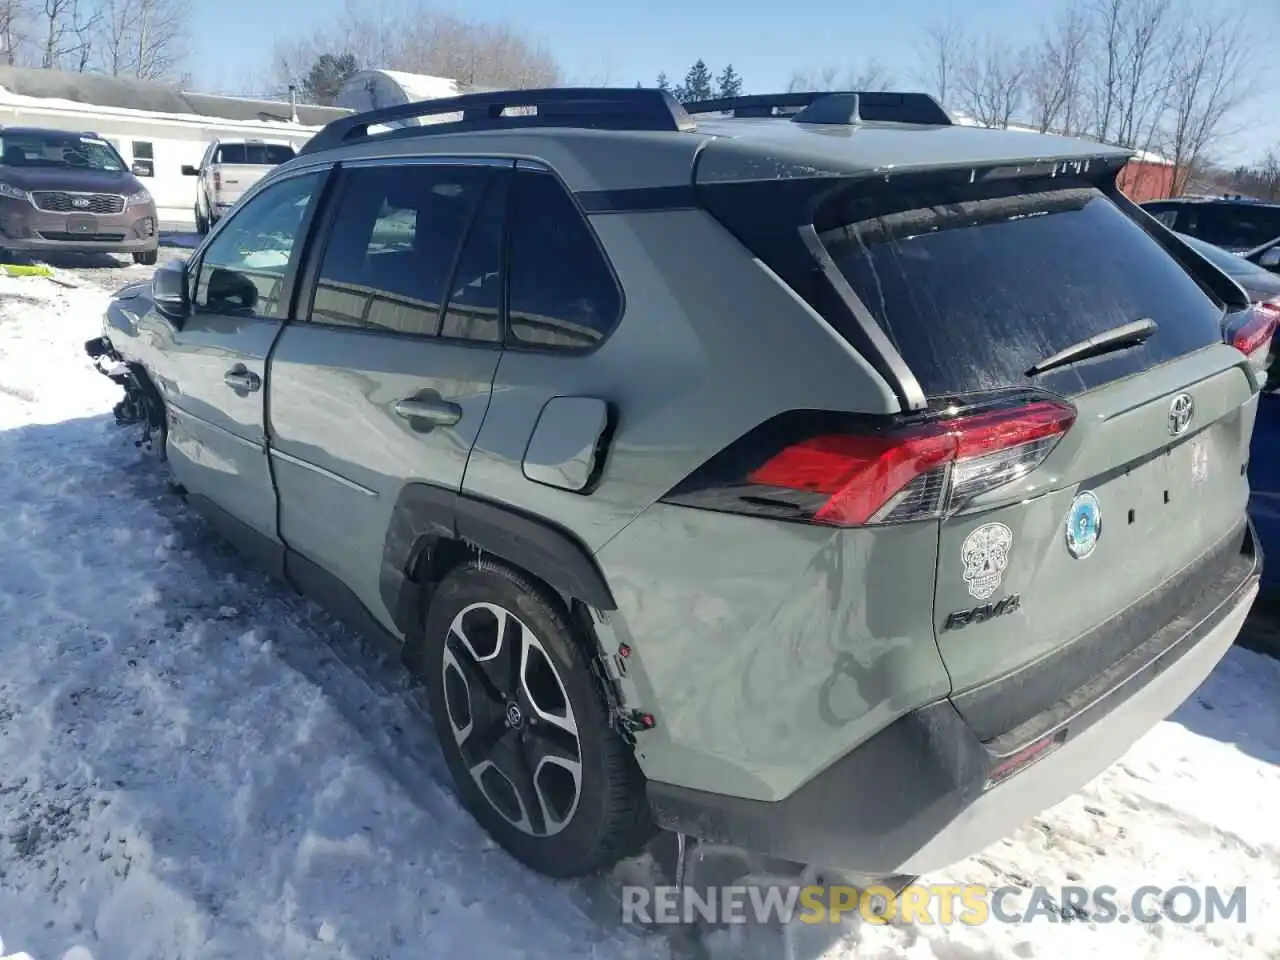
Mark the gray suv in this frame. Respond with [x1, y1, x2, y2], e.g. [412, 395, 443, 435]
[85, 88, 1268, 884]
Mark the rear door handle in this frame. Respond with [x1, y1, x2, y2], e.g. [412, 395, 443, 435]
[223, 367, 260, 392]
[393, 396, 462, 426]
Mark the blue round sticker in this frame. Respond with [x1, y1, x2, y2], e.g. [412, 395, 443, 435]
[1066, 491, 1102, 559]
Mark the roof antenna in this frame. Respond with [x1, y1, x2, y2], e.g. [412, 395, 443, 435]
[288, 84, 299, 123]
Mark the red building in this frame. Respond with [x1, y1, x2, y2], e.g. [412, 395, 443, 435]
[1117, 157, 1176, 202]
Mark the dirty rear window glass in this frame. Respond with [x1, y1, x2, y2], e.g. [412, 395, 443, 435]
[821, 186, 1225, 398]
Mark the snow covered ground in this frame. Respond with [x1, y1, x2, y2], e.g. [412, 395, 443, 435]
[0, 250, 1278, 960]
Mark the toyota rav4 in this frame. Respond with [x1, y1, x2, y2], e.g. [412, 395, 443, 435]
[86, 88, 1268, 885]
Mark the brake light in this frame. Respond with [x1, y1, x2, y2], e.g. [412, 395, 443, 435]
[663, 398, 1076, 527]
[1229, 304, 1278, 392]
[213, 169, 222, 191]
[1233, 304, 1278, 356]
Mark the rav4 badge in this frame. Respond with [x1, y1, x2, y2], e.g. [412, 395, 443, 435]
[961, 522, 1014, 600]
[1065, 491, 1102, 559]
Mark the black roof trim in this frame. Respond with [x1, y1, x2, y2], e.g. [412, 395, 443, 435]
[682, 91, 952, 126]
[300, 87, 696, 156]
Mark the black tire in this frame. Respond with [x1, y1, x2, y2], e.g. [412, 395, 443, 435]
[133, 250, 158, 266]
[420, 559, 652, 878]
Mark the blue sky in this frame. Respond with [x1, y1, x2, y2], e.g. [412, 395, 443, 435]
[193, 0, 1279, 164]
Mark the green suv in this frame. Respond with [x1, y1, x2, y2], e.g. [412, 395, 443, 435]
[86, 88, 1269, 884]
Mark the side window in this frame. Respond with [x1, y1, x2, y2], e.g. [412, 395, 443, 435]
[309, 164, 489, 337]
[1153, 209, 1178, 228]
[194, 172, 320, 318]
[131, 141, 154, 177]
[507, 170, 620, 351]
[440, 174, 506, 343]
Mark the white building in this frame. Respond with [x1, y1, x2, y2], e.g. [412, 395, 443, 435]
[0, 65, 351, 228]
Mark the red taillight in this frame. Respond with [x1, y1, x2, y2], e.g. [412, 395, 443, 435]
[743, 400, 1076, 527]
[1233, 304, 1278, 356]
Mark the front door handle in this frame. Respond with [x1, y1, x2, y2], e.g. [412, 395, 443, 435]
[223, 367, 260, 392]
[393, 396, 462, 426]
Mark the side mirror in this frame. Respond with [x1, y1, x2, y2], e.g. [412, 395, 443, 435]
[206, 267, 259, 313]
[1260, 247, 1280, 268]
[152, 259, 190, 323]
[180, 164, 198, 176]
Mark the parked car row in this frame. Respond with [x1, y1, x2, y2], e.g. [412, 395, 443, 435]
[82, 87, 1275, 892]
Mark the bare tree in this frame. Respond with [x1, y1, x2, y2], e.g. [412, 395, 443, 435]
[1262, 149, 1280, 200]
[786, 61, 891, 93]
[0, 0, 33, 65]
[1162, 12, 1255, 194]
[956, 37, 1029, 128]
[914, 17, 964, 107]
[39, 0, 69, 67]
[1026, 1, 1090, 134]
[786, 65, 837, 92]
[1083, 0, 1177, 149]
[129, 0, 188, 79]
[1115, 0, 1174, 148]
[67, 0, 96, 70]
[270, 0, 560, 98]
[35, 0, 100, 70]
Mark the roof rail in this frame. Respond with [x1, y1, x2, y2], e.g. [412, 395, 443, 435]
[299, 87, 695, 156]
[682, 91, 952, 126]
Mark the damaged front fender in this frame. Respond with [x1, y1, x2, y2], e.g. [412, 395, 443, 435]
[84, 336, 167, 458]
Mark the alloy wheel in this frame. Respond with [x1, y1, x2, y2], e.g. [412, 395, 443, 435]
[441, 602, 583, 837]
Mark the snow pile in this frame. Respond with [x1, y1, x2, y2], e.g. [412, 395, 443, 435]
[0, 264, 1276, 960]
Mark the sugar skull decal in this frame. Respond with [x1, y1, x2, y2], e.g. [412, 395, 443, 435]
[961, 522, 1014, 600]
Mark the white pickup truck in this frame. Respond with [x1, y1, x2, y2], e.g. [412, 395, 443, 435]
[182, 138, 298, 234]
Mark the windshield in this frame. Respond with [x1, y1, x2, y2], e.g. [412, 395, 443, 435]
[1178, 232, 1274, 281]
[0, 132, 125, 172]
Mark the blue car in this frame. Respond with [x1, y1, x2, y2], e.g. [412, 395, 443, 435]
[1176, 232, 1280, 587]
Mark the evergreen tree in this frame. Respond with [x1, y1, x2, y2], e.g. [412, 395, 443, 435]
[302, 52, 359, 105]
[678, 59, 713, 103]
[716, 64, 743, 99]
[656, 72, 671, 93]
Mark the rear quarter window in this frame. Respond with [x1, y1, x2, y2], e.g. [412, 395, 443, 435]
[822, 186, 1226, 398]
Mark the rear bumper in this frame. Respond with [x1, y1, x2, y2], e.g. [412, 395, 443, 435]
[646, 522, 1260, 878]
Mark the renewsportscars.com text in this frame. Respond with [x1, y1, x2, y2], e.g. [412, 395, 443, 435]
[622, 883, 1248, 926]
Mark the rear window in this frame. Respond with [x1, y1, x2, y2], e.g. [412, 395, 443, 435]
[822, 186, 1225, 398]
[215, 143, 296, 165]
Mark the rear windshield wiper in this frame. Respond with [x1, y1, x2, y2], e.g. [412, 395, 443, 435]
[1026, 318, 1158, 377]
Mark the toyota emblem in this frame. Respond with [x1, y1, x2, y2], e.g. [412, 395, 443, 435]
[1169, 392, 1194, 436]
[71, 197, 90, 208]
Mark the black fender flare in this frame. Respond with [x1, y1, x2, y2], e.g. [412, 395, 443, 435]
[380, 482, 617, 639]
